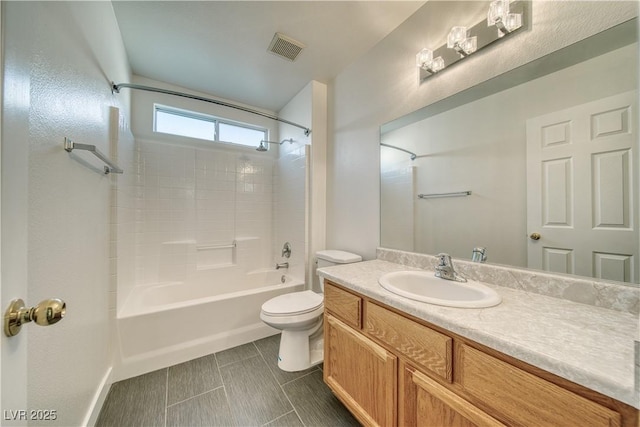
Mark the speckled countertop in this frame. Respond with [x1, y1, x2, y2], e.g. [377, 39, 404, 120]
[317, 259, 640, 409]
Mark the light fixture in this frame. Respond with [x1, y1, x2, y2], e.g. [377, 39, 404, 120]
[415, 48, 445, 74]
[487, 0, 522, 37]
[447, 26, 477, 57]
[416, 1, 525, 82]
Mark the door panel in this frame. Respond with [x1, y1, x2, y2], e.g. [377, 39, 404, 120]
[527, 91, 638, 282]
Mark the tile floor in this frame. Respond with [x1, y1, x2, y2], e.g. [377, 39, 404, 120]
[96, 334, 360, 427]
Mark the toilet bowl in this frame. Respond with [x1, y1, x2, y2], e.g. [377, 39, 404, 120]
[260, 250, 361, 372]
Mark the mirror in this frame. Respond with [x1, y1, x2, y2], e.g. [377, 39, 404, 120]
[380, 19, 639, 285]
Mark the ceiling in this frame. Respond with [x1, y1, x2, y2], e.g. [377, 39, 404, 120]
[112, 1, 426, 112]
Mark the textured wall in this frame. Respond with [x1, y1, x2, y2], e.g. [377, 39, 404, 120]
[328, 1, 639, 260]
[1, 1, 131, 425]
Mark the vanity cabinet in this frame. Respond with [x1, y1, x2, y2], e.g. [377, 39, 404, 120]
[324, 314, 397, 426]
[323, 281, 637, 427]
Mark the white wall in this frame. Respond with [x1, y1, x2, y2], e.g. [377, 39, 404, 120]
[275, 85, 312, 282]
[277, 81, 328, 290]
[1, 2, 131, 426]
[328, 1, 638, 260]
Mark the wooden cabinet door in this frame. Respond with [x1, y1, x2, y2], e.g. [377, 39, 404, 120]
[401, 364, 506, 427]
[324, 314, 397, 427]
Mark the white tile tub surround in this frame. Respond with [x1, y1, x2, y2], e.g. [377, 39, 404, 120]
[380, 161, 415, 253]
[111, 108, 137, 311]
[134, 140, 275, 285]
[377, 247, 640, 315]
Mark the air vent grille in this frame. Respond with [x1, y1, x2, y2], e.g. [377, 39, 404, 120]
[268, 32, 305, 62]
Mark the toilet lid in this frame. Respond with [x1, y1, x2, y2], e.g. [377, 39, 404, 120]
[262, 290, 323, 316]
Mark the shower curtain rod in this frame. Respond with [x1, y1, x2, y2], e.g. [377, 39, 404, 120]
[380, 143, 417, 160]
[111, 82, 312, 136]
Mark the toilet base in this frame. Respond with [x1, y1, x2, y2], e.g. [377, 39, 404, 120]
[277, 323, 323, 372]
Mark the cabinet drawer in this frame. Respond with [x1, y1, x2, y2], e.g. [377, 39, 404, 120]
[364, 301, 452, 382]
[324, 282, 362, 329]
[457, 344, 622, 427]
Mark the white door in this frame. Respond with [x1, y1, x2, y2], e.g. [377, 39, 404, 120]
[1, 0, 30, 417]
[526, 91, 638, 283]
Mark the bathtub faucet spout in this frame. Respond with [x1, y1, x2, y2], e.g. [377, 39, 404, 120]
[275, 262, 289, 270]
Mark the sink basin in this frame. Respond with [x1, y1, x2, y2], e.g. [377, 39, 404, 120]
[378, 271, 501, 308]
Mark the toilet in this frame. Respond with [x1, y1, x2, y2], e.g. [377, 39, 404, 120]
[260, 250, 362, 372]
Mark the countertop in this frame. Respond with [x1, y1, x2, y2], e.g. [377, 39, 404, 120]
[317, 259, 640, 409]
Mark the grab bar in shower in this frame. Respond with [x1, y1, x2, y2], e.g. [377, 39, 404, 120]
[64, 137, 123, 175]
[418, 191, 472, 199]
[196, 241, 237, 251]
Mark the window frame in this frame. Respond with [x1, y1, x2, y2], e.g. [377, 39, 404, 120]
[153, 104, 269, 149]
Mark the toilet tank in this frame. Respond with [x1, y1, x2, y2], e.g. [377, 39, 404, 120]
[316, 250, 362, 268]
[315, 250, 362, 292]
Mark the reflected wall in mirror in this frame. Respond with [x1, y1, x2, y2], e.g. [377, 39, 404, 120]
[380, 19, 639, 285]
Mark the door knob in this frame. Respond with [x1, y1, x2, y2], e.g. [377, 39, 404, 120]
[529, 232, 541, 241]
[4, 298, 66, 337]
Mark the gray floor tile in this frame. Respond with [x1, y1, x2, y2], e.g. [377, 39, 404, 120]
[98, 337, 358, 427]
[216, 342, 259, 367]
[263, 411, 304, 427]
[167, 387, 234, 427]
[254, 334, 319, 385]
[220, 355, 292, 426]
[96, 369, 167, 427]
[168, 354, 222, 405]
[282, 370, 359, 427]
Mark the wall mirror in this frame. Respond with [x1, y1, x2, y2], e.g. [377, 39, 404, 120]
[380, 19, 639, 285]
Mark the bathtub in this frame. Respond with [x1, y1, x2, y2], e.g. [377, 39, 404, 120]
[115, 268, 304, 380]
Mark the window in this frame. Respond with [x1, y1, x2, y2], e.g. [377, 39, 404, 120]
[154, 105, 268, 148]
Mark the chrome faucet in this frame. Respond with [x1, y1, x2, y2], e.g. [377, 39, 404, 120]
[281, 242, 291, 259]
[471, 247, 487, 263]
[434, 253, 465, 282]
[275, 262, 289, 270]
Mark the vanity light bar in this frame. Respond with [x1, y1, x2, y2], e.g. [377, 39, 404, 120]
[417, 1, 525, 81]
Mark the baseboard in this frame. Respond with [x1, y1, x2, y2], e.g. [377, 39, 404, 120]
[82, 367, 113, 427]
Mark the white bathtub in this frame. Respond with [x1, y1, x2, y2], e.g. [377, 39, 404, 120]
[115, 268, 304, 380]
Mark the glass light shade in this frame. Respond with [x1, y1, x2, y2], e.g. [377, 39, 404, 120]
[431, 57, 445, 72]
[505, 13, 522, 31]
[462, 36, 477, 54]
[416, 48, 433, 68]
[447, 26, 468, 48]
[487, 0, 509, 25]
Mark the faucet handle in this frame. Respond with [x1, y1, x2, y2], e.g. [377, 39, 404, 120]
[436, 253, 452, 266]
[281, 242, 292, 259]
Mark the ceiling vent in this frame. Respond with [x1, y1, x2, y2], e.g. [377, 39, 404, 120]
[267, 32, 305, 62]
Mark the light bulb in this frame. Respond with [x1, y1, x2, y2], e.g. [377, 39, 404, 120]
[416, 48, 433, 68]
[447, 26, 468, 49]
[431, 57, 445, 73]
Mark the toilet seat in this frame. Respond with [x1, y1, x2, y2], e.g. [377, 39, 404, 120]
[261, 290, 323, 316]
